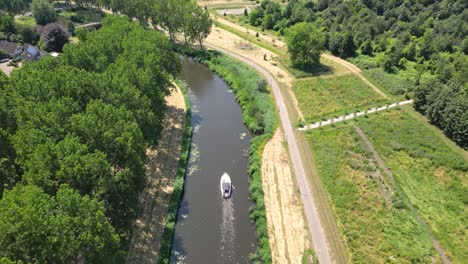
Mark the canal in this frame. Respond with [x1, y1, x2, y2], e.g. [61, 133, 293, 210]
[170, 57, 257, 263]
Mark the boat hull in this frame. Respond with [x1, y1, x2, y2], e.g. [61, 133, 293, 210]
[220, 173, 232, 198]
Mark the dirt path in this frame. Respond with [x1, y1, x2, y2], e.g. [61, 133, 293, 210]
[126, 85, 186, 264]
[212, 16, 389, 99]
[262, 129, 311, 264]
[206, 19, 305, 120]
[354, 125, 451, 264]
[321, 54, 389, 99]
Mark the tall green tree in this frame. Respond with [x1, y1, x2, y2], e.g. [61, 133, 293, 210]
[31, 0, 56, 25]
[285, 22, 325, 69]
[185, 3, 212, 49]
[0, 184, 122, 263]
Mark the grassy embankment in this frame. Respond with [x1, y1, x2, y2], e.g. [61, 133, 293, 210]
[201, 52, 277, 263]
[157, 80, 192, 264]
[306, 109, 467, 263]
[293, 74, 390, 123]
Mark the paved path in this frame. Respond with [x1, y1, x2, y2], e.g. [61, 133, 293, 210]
[75, 22, 102, 29]
[299, 100, 413, 131]
[206, 42, 333, 264]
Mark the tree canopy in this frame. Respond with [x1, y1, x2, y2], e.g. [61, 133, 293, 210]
[285, 22, 325, 69]
[32, 0, 56, 26]
[0, 15, 181, 261]
[0, 184, 122, 263]
[0, 0, 31, 15]
[41, 23, 69, 52]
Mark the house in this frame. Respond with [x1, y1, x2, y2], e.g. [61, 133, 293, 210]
[0, 41, 47, 62]
[23, 44, 47, 62]
[0, 41, 23, 59]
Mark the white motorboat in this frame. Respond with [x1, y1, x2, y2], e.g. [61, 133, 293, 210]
[220, 172, 232, 198]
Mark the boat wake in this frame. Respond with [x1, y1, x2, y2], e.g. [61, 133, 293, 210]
[220, 197, 235, 262]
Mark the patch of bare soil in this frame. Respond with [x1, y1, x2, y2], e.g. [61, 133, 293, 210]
[261, 129, 311, 264]
[126, 85, 186, 264]
[0, 62, 21, 76]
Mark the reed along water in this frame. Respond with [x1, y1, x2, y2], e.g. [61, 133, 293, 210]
[170, 57, 257, 264]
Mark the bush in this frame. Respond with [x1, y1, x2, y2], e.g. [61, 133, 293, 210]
[41, 23, 69, 52]
[16, 24, 40, 45]
[74, 27, 88, 41]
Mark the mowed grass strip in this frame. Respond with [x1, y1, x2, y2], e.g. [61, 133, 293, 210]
[306, 122, 437, 263]
[15, 16, 36, 27]
[355, 109, 467, 263]
[293, 74, 389, 122]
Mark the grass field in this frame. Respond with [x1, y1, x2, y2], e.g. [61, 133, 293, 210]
[349, 54, 436, 97]
[355, 109, 467, 263]
[14, 16, 36, 28]
[293, 74, 389, 122]
[306, 109, 467, 263]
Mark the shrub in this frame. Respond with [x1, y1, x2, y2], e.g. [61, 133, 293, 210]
[41, 23, 69, 52]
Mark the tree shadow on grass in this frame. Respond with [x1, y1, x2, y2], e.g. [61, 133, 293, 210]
[276, 56, 333, 79]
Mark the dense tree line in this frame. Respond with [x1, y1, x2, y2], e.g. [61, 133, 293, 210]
[52, 0, 212, 46]
[414, 81, 467, 148]
[249, 0, 467, 149]
[0, 0, 31, 15]
[1, 0, 211, 49]
[252, 0, 466, 60]
[0, 16, 180, 262]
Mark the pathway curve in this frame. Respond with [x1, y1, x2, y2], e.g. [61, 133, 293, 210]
[299, 100, 413, 131]
[321, 54, 389, 99]
[205, 42, 333, 264]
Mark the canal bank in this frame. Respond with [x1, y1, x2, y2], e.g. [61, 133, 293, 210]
[161, 50, 278, 263]
[170, 56, 257, 263]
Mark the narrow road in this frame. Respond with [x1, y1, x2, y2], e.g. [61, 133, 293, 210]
[75, 22, 102, 29]
[205, 43, 333, 264]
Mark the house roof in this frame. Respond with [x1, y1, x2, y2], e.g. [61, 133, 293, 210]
[23, 44, 44, 62]
[0, 41, 22, 56]
[27, 45, 39, 56]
